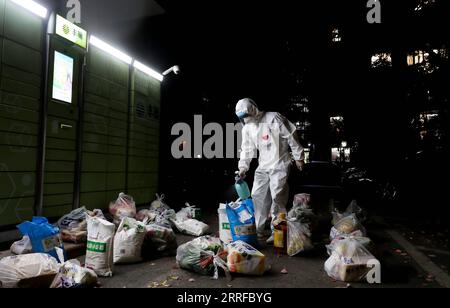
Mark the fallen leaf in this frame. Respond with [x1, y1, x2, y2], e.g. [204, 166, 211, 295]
[189, 278, 196, 283]
[170, 276, 180, 280]
[227, 284, 233, 288]
[281, 268, 288, 274]
[150, 263, 156, 266]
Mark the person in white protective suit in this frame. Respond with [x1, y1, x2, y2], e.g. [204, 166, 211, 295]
[236, 98, 305, 244]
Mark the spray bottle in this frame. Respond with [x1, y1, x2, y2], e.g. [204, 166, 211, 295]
[235, 171, 251, 200]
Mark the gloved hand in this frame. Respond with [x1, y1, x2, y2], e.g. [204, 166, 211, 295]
[237, 168, 247, 179]
[295, 160, 305, 172]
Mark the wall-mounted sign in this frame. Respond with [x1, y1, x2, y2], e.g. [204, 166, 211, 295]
[52, 51, 74, 104]
[55, 15, 87, 49]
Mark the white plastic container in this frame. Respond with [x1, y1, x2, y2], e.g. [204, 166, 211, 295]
[218, 204, 233, 244]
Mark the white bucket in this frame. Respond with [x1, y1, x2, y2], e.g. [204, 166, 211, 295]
[218, 203, 233, 244]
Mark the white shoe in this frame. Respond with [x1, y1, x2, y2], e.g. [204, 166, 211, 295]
[266, 235, 274, 245]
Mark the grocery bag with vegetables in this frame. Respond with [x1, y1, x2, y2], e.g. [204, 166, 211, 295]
[287, 219, 313, 257]
[176, 236, 228, 279]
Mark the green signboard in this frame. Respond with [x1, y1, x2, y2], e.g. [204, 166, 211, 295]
[55, 15, 87, 49]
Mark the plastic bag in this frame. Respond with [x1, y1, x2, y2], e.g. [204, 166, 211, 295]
[155, 209, 176, 229]
[218, 204, 233, 244]
[288, 203, 316, 225]
[287, 220, 313, 257]
[293, 193, 311, 207]
[332, 200, 366, 225]
[330, 214, 366, 240]
[109, 193, 137, 226]
[113, 217, 146, 264]
[136, 209, 158, 224]
[142, 224, 178, 258]
[227, 241, 268, 276]
[173, 218, 210, 237]
[328, 233, 374, 256]
[57, 207, 88, 232]
[150, 194, 170, 214]
[176, 203, 202, 221]
[50, 260, 98, 289]
[10, 236, 32, 255]
[0, 254, 59, 288]
[325, 238, 377, 282]
[176, 236, 228, 279]
[85, 215, 115, 277]
[226, 199, 257, 247]
[17, 217, 65, 260]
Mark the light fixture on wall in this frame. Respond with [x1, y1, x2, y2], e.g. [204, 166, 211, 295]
[10, 0, 48, 18]
[89, 35, 133, 65]
[163, 65, 180, 76]
[134, 61, 164, 82]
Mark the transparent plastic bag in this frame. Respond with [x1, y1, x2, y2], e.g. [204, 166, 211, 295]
[176, 236, 228, 279]
[293, 193, 311, 207]
[57, 207, 88, 232]
[142, 224, 178, 258]
[287, 219, 313, 256]
[150, 194, 171, 214]
[109, 193, 137, 226]
[325, 238, 377, 282]
[330, 214, 366, 240]
[10, 236, 33, 255]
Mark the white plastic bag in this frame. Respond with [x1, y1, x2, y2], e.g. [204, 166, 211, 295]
[287, 220, 313, 257]
[150, 194, 170, 214]
[173, 219, 209, 237]
[218, 204, 233, 244]
[227, 241, 268, 276]
[50, 259, 98, 288]
[85, 215, 115, 277]
[113, 217, 146, 264]
[0, 254, 59, 288]
[10, 236, 33, 255]
[324, 238, 377, 282]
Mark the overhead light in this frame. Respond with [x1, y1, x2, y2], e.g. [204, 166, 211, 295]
[133, 61, 164, 82]
[341, 141, 348, 148]
[89, 35, 133, 65]
[10, 0, 48, 18]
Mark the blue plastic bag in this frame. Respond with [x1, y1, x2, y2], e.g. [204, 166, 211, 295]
[17, 217, 65, 260]
[226, 199, 258, 247]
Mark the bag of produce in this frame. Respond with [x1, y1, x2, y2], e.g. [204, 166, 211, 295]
[176, 236, 228, 279]
[113, 217, 146, 264]
[109, 193, 137, 226]
[287, 219, 313, 257]
[50, 259, 98, 289]
[150, 194, 171, 214]
[330, 214, 366, 240]
[142, 224, 178, 258]
[227, 241, 268, 276]
[324, 238, 377, 282]
[85, 215, 115, 277]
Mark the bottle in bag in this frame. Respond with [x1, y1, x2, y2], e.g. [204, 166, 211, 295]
[235, 174, 251, 200]
[273, 213, 288, 256]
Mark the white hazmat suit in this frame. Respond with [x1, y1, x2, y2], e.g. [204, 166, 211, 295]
[236, 98, 305, 238]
